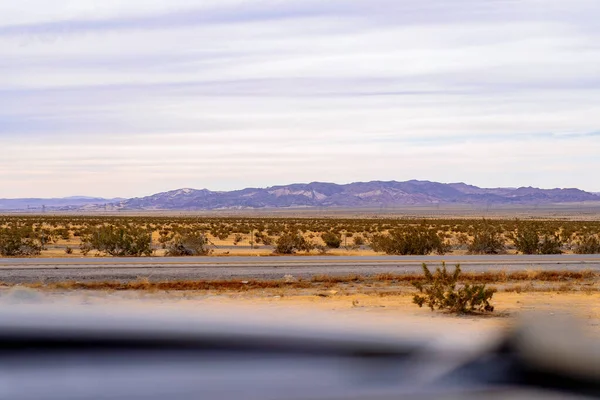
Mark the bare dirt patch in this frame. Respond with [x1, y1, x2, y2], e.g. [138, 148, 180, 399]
[3, 287, 599, 336]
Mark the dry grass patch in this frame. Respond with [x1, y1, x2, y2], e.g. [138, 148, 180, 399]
[8, 269, 597, 294]
[24, 278, 313, 292]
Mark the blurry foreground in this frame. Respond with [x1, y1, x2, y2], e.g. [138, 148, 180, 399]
[0, 288, 600, 399]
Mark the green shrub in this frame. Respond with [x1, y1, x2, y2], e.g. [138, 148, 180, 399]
[80, 225, 153, 257]
[574, 235, 600, 254]
[233, 234, 243, 246]
[255, 232, 273, 246]
[512, 223, 540, 254]
[352, 235, 365, 246]
[538, 234, 563, 254]
[468, 223, 506, 254]
[274, 232, 314, 254]
[165, 231, 212, 256]
[370, 226, 449, 255]
[321, 232, 342, 248]
[58, 229, 71, 240]
[314, 244, 329, 254]
[412, 263, 495, 314]
[513, 223, 563, 254]
[0, 228, 42, 256]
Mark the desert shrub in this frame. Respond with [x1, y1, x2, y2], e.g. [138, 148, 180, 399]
[512, 223, 540, 254]
[0, 228, 42, 256]
[254, 232, 273, 246]
[80, 225, 153, 257]
[237, 226, 251, 235]
[468, 223, 506, 254]
[314, 244, 329, 254]
[233, 234, 243, 246]
[538, 234, 563, 254]
[454, 233, 470, 249]
[165, 231, 212, 256]
[210, 229, 229, 241]
[321, 232, 342, 248]
[158, 231, 174, 249]
[79, 241, 93, 256]
[352, 235, 365, 246]
[370, 226, 449, 255]
[574, 235, 600, 254]
[0, 216, 597, 258]
[274, 232, 314, 254]
[58, 229, 71, 240]
[64, 246, 73, 255]
[513, 223, 563, 254]
[412, 263, 495, 314]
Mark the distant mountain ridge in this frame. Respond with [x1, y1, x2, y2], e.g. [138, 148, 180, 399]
[0, 197, 122, 211]
[115, 180, 599, 210]
[1, 181, 598, 211]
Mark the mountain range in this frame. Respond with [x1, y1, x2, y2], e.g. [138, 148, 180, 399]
[118, 181, 599, 210]
[2, 180, 596, 211]
[0, 197, 124, 211]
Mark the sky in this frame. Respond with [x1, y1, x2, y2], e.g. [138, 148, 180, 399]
[1, 0, 600, 198]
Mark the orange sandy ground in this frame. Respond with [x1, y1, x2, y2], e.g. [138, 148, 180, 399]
[5, 289, 599, 336]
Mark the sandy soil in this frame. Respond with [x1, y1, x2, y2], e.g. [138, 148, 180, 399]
[3, 287, 599, 336]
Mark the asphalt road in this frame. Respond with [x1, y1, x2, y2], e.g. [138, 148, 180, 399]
[1, 255, 600, 284]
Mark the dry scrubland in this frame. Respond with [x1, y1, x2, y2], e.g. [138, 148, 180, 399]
[6, 267, 597, 306]
[13, 268, 598, 293]
[2, 212, 599, 332]
[0, 215, 600, 257]
[3, 273, 600, 333]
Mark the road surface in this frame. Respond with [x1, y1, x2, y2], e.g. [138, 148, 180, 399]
[0, 255, 599, 283]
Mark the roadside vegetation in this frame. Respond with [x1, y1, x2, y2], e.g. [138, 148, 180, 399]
[511, 222, 563, 254]
[0, 226, 43, 256]
[370, 225, 449, 255]
[412, 263, 495, 314]
[80, 225, 152, 256]
[0, 215, 598, 257]
[7, 269, 597, 295]
[165, 231, 212, 256]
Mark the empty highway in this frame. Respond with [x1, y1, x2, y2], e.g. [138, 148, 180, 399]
[0, 255, 599, 284]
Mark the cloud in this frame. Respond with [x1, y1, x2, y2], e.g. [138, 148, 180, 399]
[1, 0, 599, 197]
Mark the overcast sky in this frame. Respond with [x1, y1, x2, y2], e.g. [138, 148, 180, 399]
[1, 0, 600, 198]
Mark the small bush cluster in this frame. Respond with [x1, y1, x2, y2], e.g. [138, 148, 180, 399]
[80, 225, 153, 256]
[274, 232, 313, 254]
[254, 231, 273, 245]
[370, 226, 448, 255]
[165, 231, 212, 256]
[0, 228, 42, 256]
[321, 231, 342, 248]
[352, 236, 365, 246]
[412, 263, 495, 314]
[512, 223, 563, 254]
[233, 234, 243, 246]
[574, 235, 600, 254]
[468, 224, 506, 254]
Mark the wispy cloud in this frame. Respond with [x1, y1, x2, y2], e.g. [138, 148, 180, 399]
[1, 0, 599, 197]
